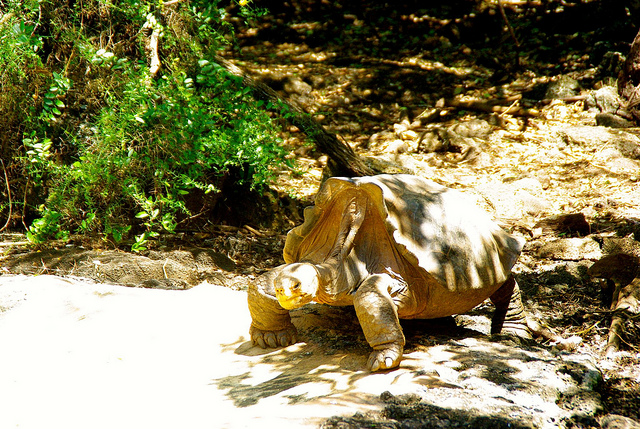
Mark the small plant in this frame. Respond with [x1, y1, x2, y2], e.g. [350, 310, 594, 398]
[23, 135, 53, 168]
[40, 72, 72, 123]
[26, 208, 69, 244]
[131, 231, 159, 253]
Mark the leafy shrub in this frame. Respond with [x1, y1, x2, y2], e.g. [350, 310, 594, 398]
[4, 0, 288, 248]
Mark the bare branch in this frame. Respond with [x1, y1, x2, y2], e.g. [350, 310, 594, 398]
[0, 159, 12, 233]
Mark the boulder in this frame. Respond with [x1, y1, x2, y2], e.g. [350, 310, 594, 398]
[535, 238, 603, 261]
[560, 126, 640, 160]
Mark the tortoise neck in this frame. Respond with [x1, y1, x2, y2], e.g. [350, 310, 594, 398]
[301, 262, 335, 286]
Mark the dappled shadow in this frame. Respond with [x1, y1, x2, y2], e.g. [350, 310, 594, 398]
[213, 362, 328, 407]
[217, 339, 371, 408]
[228, 0, 638, 143]
[602, 376, 640, 422]
[515, 213, 640, 344]
[372, 175, 522, 295]
[234, 0, 636, 66]
[213, 305, 487, 408]
[211, 299, 602, 427]
[324, 334, 602, 427]
[324, 397, 535, 429]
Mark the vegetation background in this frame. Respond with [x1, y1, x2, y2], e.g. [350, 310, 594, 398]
[1, 0, 292, 251]
[0, 0, 638, 252]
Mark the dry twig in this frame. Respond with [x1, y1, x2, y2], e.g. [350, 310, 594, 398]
[143, 14, 162, 80]
[441, 98, 539, 117]
[0, 159, 12, 232]
[497, 0, 520, 49]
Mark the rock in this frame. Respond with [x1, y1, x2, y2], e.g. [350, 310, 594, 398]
[593, 148, 640, 174]
[536, 238, 603, 261]
[535, 213, 591, 237]
[140, 278, 190, 289]
[588, 252, 640, 350]
[474, 179, 552, 219]
[545, 75, 581, 100]
[284, 77, 314, 106]
[386, 139, 410, 154]
[449, 119, 493, 139]
[585, 86, 625, 114]
[368, 130, 396, 148]
[517, 191, 553, 216]
[596, 113, 635, 128]
[559, 126, 640, 174]
[599, 237, 640, 257]
[588, 253, 640, 284]
[600, 414, 640, 429]
[560, 126, 639, 152]
[284, 76, 313, 95]
[598, 51, 627, 79]
[615, 135, 640, 160]
[417, 126, 482, 157]
[417, 129, 453, 153]
[0, 274, 607, 429]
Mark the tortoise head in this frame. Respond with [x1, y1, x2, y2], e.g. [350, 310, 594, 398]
[274, 263, 320, 310]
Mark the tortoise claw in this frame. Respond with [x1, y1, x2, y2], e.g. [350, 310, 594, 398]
[250, 325, 298, 349]
[367, 343, 403, 372]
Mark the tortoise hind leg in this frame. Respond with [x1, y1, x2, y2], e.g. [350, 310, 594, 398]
[489, 276, 532, 338]
[490, 276, 563, 343]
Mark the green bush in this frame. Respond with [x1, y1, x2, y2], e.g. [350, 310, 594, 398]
[4, 0, 288, 248]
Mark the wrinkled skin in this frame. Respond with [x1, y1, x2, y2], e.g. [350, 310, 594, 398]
[247, 175, 558, 371]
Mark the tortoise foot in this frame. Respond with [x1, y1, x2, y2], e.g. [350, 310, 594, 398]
[498, 322, 533, 339]
[250, 325, 298, 349]
[367, 343, 403, 372]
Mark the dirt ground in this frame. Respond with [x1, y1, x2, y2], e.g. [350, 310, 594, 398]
[2, 1, 640, 427]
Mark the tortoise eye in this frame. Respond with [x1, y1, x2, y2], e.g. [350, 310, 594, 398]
[291, 281, 301, 291]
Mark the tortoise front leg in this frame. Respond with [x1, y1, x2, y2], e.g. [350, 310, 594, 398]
[248, 266, 298, 348]
[354, 274, 406, 371]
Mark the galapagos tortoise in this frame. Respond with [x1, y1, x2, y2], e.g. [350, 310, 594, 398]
[248, 174, 544, 371]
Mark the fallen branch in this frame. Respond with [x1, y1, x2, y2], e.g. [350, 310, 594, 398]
[213, 55, 375, 177]
[539, 95, 588, 105]
[439, 97, 539, 117]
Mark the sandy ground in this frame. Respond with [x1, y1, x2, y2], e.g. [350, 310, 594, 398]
[0, 275, 393, 428]
[0, 274, 608, 429]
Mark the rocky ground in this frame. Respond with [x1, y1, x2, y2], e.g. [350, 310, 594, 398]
[2, 1, 640, 428]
